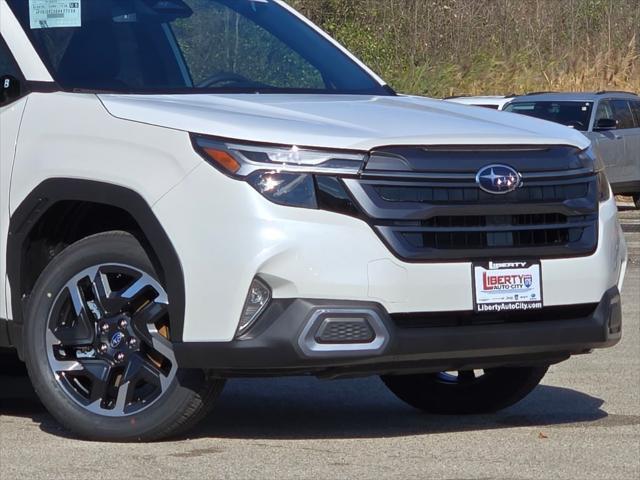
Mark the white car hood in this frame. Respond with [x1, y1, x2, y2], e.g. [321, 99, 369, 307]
[98, 93, 590, 151]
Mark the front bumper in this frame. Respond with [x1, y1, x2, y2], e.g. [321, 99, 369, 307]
[174, 287, 621, 378]
[154, 162, 628, 343]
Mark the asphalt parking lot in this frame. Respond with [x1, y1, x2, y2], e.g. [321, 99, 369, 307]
[1, 205, 639, 480]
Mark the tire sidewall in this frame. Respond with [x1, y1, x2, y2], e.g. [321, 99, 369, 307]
[23, 232, 204, 441]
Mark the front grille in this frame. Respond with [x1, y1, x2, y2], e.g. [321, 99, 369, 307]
[374, 182, 589, 204]
[343, 145, 599, 261]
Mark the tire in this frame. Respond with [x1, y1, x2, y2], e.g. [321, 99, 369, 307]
[23, 231, 225, 441]
[381, 366, 548, 415]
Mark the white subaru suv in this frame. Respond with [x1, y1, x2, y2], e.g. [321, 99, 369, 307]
[0, 0, 628, 441]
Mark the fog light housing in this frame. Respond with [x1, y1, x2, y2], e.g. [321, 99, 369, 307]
[237, 278, 271, 337]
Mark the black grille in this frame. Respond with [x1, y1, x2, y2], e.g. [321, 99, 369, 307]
[315, 319, 375, 344]
[374, 182, 589, 204]
[343, 145, 599, 261]
[397, 214, 593, 250]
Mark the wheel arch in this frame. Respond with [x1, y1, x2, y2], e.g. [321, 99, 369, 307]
[7, 179, 186, 348]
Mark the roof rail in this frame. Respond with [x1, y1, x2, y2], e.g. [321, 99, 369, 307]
[596, 90, 638, 96]
[524, 91, 554, 96]
[443, 95, 469, 99]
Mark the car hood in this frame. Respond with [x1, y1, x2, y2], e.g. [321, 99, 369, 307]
[98, 93, 590, 151]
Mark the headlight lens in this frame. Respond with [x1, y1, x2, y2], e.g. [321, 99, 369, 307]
[193, 136, 366, 177]
[192, 135, 366, 209]
[247, 171, 318, 208]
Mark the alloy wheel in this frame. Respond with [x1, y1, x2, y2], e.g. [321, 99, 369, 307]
[45, 264, 177, 417]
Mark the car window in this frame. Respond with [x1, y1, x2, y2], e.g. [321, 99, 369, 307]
[631, 101, 640, 127]
[0, 36, 24, 107]
[594, 100, 614, 123]
[610, 99, 636, 129]
[6, 0, 388, 95]
[0, 37, 21, 78]
[504, 101, 593, 131]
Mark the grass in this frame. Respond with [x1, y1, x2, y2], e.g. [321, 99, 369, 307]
[291, 0, 640, 97]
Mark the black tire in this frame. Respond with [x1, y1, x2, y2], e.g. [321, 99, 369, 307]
[23, 231, 225, 441]
[381, 366, 548, 414]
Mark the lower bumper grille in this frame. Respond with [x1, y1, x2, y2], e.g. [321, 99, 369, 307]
[315, 318, 376, 344]
[394, 214, 595, 251]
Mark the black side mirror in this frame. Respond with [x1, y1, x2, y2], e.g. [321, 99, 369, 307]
[594, 118, 617, 131]
[0, 75, 21, 106]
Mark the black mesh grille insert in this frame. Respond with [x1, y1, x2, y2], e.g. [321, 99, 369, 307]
[315, 319, 376, 344]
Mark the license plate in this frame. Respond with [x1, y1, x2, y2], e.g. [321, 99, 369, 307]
[473, 261, 543, 313]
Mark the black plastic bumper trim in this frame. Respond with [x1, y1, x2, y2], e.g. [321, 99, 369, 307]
[174, 287, 621, 378]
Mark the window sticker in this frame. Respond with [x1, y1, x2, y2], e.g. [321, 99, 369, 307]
[29, 1, 81, 30]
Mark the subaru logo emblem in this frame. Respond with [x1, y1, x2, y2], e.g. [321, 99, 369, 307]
[476, 164, 522, 194]
[110, 331, 125, 349]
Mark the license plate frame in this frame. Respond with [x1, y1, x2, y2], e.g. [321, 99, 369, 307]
[472, 261, 544, 313]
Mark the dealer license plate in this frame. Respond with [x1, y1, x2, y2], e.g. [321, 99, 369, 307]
[473, 261, 543, 313]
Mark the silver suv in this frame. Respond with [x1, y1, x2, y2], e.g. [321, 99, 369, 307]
[505, 92, 640, 208]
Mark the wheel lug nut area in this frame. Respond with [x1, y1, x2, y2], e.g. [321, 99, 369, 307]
[94, 314, 139, 363]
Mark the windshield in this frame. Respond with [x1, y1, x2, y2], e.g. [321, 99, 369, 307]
[7, 0, 390, 95]
[504, 101, 593, 131]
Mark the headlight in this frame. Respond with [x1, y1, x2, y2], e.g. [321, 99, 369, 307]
[193, 136, 366, 177]
[192, 135, 366, 209]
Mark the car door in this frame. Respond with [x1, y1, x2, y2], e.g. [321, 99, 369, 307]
[611, 98, 640, 194]
[589, 99, 627, 191]
[0, 36, 27, 320]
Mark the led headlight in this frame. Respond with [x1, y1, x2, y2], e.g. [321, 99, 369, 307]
[193, 136, 366, 177]
[192, 135, 366, 209]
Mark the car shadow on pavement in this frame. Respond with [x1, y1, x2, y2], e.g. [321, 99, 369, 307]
[190, 376, 621, 440]
[2, 361, 630, 441]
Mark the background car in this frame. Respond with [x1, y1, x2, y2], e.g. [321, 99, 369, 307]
[504, 91, 640, 208]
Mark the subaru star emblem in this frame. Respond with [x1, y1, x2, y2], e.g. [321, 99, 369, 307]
[476, 164, 522, 194]
[110, 331, 125, 349]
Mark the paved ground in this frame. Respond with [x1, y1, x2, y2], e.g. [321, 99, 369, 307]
[1, 205, 639, 480]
